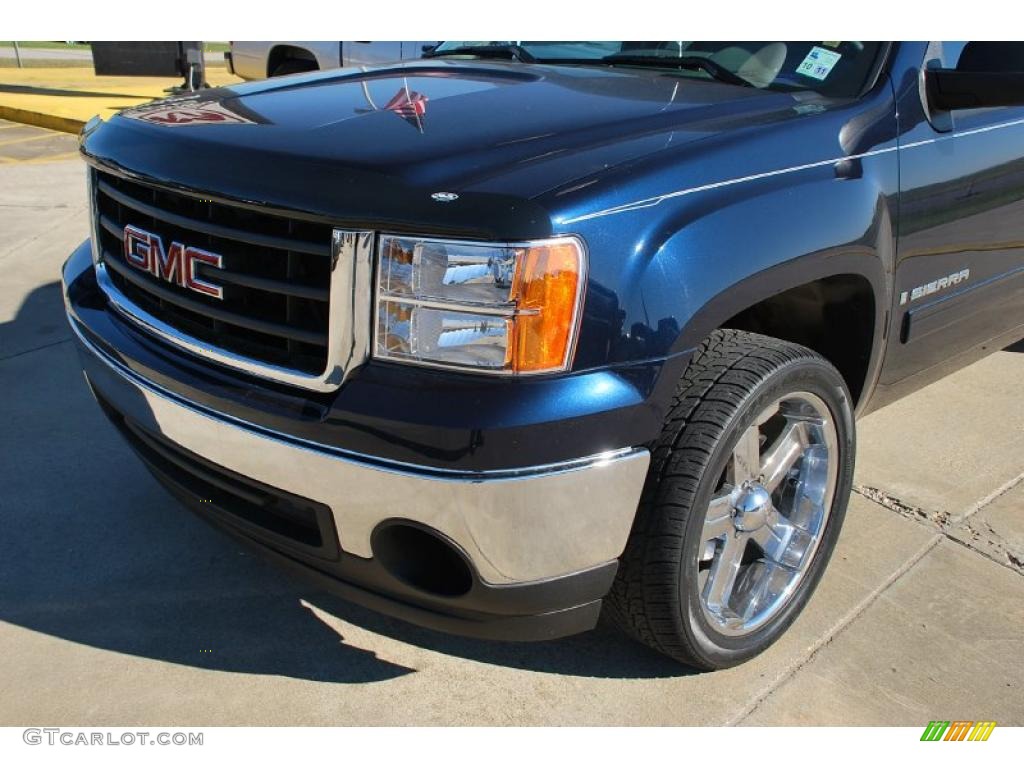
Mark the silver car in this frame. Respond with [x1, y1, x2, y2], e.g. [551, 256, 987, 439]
[226, 41, 436, 79]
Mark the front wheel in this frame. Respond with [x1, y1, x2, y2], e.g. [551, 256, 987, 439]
[606, 329, 856, 669]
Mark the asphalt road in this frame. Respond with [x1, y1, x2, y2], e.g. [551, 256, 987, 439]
[1, 122, 1022, 725]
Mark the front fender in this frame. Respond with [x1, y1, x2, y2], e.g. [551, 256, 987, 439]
[567, 152, 897, 377]
[648, 161, 895, 354]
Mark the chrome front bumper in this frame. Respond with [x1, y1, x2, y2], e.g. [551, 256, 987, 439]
[68, 313, 650, 587]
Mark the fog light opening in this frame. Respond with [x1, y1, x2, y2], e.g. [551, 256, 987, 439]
[372, 523, 474, 598]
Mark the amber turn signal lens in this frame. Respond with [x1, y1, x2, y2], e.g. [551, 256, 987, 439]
[510, 240, 585, 373]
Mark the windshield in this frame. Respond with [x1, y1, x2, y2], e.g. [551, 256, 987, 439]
[429, 42, 884, 97]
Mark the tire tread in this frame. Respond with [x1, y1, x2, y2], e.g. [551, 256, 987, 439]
[605, 328, 843, 667]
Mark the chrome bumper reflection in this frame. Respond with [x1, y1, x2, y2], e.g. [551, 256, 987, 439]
[68, 314, 649, 585]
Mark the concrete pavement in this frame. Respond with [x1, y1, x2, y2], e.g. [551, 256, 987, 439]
[0, 119, 78, 164]
[0, 135, 1021, 726]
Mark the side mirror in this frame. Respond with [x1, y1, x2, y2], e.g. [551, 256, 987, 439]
[926, 68, 1024, 111]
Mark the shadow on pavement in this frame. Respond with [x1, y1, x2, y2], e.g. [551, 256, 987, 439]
[1005, 338, 1024, 353]
[305, 592, 691, 680]
[0, 281, 68, 360]
[1, 284, 692, 684]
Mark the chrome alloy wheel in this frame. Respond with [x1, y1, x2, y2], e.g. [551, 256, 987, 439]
[697, 392, 839, 636]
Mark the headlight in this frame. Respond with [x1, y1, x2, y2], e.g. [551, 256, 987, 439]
[375, 235, 586, 374]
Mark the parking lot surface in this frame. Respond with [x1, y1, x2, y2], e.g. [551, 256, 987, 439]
[1, 131, 1022, 726]
[0, 118, 77, 163]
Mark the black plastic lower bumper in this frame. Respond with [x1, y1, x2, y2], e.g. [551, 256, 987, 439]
[173, 486, 613, 642]
[120, 407, 615, 642]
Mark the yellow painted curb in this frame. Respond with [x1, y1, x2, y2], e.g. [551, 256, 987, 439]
[0, 105, 85, 134]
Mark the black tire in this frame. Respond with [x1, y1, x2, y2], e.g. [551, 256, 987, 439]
[606, 328, 855, 670]
[270, 59, 318, 77]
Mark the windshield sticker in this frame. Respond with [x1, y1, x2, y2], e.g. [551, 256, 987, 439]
[797, 47, 842, 81]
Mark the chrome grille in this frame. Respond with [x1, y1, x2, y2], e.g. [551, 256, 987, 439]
[90, 169, 373, 391]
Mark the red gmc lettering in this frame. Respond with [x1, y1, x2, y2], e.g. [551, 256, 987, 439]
[153, 241, 184, 284]
[123, 225, 153, 271]
[184, 249, 225, 298]
[122, 225, 223, 300]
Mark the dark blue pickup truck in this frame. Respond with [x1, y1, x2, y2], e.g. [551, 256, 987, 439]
[63, 41, 1024, 669]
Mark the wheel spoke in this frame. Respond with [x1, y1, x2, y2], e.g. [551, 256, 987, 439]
[702, 492, 734, 541]
[733, 558, 800, 621]
[729, 424, 761, 485]
[751, 515, 815, 570]
[750, 515, 793, 563]
[760, 420, 810, 491]
[704, 532, 746, 612]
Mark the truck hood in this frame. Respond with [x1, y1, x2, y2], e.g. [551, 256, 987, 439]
[84, 60, 833, 239]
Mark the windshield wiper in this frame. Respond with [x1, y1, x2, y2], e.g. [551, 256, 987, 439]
[424, 44, 537, 63]
[600, 53, 753, 87]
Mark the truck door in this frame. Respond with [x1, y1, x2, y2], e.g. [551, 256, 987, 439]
[341, 42, 403, 67]
[882, 41, 1024, 391]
